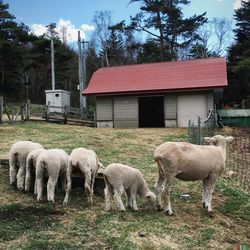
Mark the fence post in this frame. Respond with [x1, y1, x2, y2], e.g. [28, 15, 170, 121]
[20, 105, 24, 122]
[63, 105, 68, 124]
[46, 101, 50, 122]
[25, 99, 30, 120]
[197, 116, 201, 145]
[0, 96, 3, 124]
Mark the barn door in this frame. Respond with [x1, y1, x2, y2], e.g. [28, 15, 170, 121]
[113, 97, 138, 128]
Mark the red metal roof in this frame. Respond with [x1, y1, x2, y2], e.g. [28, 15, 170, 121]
[83, 58, 227, 96]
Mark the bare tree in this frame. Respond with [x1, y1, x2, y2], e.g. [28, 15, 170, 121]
[93, 11, 112, 66]
[210, 18, 232, 56]
[60, 25, 68, 45]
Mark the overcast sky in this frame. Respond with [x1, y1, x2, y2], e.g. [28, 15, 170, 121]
[5, 0, 248, 43]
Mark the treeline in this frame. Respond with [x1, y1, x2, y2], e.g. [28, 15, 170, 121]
[0, 1, 249, 106]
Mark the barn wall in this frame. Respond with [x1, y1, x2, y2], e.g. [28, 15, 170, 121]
[164, 94, 177, 127]
[207, 91, 214, 110]
[96, 96, 114, 128]
[114, 96, 138, 128]
[96, 90, 215, 128]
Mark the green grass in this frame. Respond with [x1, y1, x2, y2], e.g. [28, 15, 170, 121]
[0, 122, 249, 249]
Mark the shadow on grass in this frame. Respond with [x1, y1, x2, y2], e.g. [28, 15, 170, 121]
[0, 204, 64, 242]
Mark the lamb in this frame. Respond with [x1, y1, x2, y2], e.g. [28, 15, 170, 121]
[9, 140, 43, 190]
[63, 148, 101, 205]
[24, 148, 46, 192]
[103, 163, 156, 211]
[36, 149, 69, 203]
[154, 135, 233, 215]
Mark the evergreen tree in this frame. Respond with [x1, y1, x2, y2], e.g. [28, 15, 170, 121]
[0, 1, 32, 101]
[227, 1, 250, 104]
[105, 29, 125, 66]
[129, 0, 207, 61]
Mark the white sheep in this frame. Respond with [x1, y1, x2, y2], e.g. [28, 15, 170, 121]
[25, 148, 46, 193]
[36, 149, 69, 203]
[154, 135, 233, 215]
[63, 148, 101, 205]
[103, 163, 156, 211]
[9, 140, 43, 190]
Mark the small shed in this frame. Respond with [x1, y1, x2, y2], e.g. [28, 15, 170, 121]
[45, 89, 70, 113]
[83, 58, 228, 128]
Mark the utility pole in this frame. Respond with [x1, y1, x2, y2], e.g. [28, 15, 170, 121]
[47, 23, 56, 90]
[78, 31, 88, 111]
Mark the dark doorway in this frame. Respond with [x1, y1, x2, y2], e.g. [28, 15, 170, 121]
[139, 96, 164, 127]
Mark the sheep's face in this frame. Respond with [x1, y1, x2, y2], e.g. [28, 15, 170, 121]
[140, 191, 156, 210]
[146, 191, 156, 203]
[204, 135, 233, 146]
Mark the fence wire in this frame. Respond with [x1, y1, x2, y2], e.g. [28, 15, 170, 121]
[188, 111, 249, 193]
[226, 135, 250, 193]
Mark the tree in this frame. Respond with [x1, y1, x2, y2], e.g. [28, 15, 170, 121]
[227, 1, 250, 104]
[93, 11, 112, 66]
[128, 0, 207, 61]
[0, 1, 33, 101]
[105, 29, 125, 66]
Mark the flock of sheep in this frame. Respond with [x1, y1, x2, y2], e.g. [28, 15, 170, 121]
[8, 134, 233, 214]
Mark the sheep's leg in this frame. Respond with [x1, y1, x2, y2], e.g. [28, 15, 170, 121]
[84, 172, 93, 205]
[125, 190, 133, 209]
[17, 161, 26, 190]
[90, 170, 97, 196]
[162, 176, 174, 215]
[25, 169, 31, 192]
[202, 178, 209, 209]
[34, 179, 37, 195]
[47, 175, 58, 203]
[36, 167, 45, 202]
[155, 169, 166, 211]
[206, 176, 217, 213]
[25, 160, 32, 192]
[63, 163, 73, 205]
[60, 174, 66, 193]
[9, 154, 17, 186]
[131, 195, 138, 211]
[104, 184, 113, 211]
[114, 186, 126, 211]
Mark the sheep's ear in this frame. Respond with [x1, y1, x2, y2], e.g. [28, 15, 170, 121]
[226, 136, 233, 143]
[204, 137, 216, 144]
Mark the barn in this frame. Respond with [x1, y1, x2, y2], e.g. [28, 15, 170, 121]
[83, 58, 227, 128]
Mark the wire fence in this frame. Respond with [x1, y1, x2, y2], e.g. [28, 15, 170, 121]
[225, 129, 250, 193]
[187, 111, 250, 193]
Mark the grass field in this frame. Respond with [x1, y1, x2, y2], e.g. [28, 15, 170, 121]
[0, 122, 249, 249]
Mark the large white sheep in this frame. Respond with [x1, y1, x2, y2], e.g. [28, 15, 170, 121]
[103, 163, 156, 211]
[36, 149, 69, 203]
[63, 148, 101, 205]
[9, 140, 43, 190]
[25, 148, 46, 192]
[154, 135, 233, 215]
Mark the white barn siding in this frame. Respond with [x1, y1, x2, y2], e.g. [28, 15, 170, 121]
[177, 94, 207, 127]
[114, 97, 138, 128]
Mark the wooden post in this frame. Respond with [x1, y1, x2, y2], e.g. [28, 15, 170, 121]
[25, 99, 30, 120]
[63, 105, 68, 124]
[0, 96, 3, 124]
[20, 105, 24, 122]
[46, 101, 50, 122]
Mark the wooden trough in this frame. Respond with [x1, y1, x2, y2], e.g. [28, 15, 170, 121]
[0, 159, 105, 196]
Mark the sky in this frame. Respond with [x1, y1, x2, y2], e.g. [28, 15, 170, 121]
[4, 0, 248, 44]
